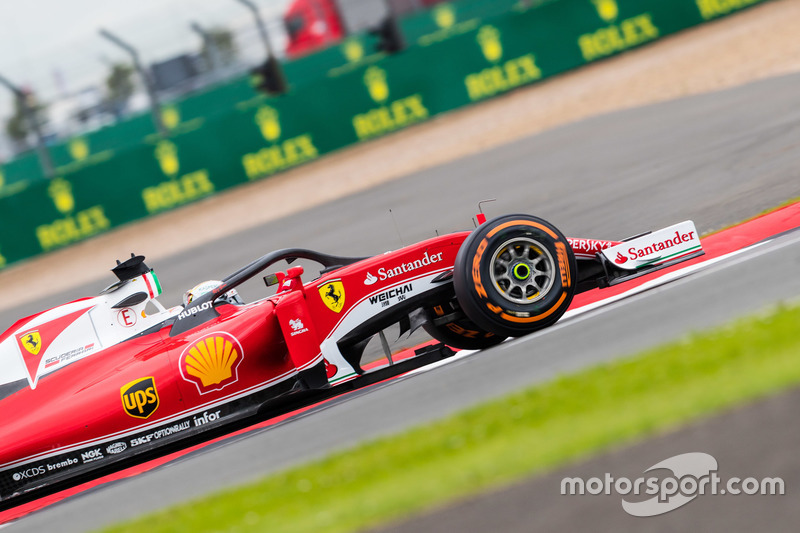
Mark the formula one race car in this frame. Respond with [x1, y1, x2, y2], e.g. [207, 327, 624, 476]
[0, 213, 703, 506]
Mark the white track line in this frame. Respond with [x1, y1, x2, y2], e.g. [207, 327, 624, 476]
[3, 233, 795, 526]
[406, 231, 800, 378]
[560, 240, 768, 320]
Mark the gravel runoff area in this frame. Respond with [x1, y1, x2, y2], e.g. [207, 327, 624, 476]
[1, 0, 798, 311]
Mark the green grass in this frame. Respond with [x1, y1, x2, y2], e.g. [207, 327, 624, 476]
[101, 303, 800, 533]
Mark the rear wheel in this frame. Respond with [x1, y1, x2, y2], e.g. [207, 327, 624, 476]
[453, 214, 576, 338]
[423, 300, 506, 350]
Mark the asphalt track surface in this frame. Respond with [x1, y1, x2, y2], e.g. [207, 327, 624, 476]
[374, 380, 800, 533]
[2, 71, 799, 324]
[3, 72, 800, 531]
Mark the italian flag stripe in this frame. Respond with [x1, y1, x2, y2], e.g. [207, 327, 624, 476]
[142, 273, 155, 299]
[638, 245, 702, 268]
[329, 371, 357, 384]
[151, 270, 163, 295]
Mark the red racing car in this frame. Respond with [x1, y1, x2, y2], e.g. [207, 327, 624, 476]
[0, 213, 703, 507]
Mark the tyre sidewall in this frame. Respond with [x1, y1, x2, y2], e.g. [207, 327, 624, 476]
[423, 307, 506, 350]
[454, 214, 576, 337]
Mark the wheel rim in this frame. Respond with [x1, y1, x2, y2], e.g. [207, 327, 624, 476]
[488, 237, 556, 305]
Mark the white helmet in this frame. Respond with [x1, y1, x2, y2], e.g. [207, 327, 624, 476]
[183, 280, 243, 307]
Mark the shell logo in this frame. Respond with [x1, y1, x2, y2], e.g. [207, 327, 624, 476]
[179, 332, 244, 394]
[477, 26, 502, 63]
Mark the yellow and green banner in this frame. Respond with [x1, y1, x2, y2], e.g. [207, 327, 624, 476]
[0, 0, 769, 268]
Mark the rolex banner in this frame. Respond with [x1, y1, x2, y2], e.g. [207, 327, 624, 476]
[0, 0, 767, 268]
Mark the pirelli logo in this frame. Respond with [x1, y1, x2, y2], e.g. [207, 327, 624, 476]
[555, 242, 571, 288]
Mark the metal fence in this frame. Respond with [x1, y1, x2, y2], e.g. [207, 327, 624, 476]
[0, 0, 292, 156]
[0, 0, 462, 162]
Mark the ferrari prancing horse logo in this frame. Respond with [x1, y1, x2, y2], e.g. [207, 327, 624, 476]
[20, 331, 41, 356]
[319, 280, 345, 313]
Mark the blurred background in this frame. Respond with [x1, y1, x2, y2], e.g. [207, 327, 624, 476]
[0, 0, 777, 273]
[0, 0, 448, 160]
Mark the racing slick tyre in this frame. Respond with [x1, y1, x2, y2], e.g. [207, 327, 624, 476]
[453, 214, 577, 338]
[423, 300, 506, 350]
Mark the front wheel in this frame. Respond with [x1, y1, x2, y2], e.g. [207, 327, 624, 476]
[453, 214, 576, 338]
[423, 300, 506, 350]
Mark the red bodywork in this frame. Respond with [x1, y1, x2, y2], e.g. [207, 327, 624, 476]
[0, 230, 620, 505]
[284, 0, 345, 58]
[282, 0, 449, 57]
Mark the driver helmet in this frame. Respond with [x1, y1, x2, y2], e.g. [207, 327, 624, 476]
[183, 280, 244, 307]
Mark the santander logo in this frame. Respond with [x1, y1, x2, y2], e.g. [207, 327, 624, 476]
[364, 251, 445, 285]
[325, 359, 338, 379]
[602, 221, 700, 271]
[625, 229, 696, 261]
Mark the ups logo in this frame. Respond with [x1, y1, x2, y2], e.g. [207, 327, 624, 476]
[120, 377, 159, 419]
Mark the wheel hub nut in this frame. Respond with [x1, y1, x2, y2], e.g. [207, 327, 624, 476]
[512, 263, 531, 280]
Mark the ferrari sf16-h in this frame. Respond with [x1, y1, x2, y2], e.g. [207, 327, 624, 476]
[0, 213, 703, 506]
